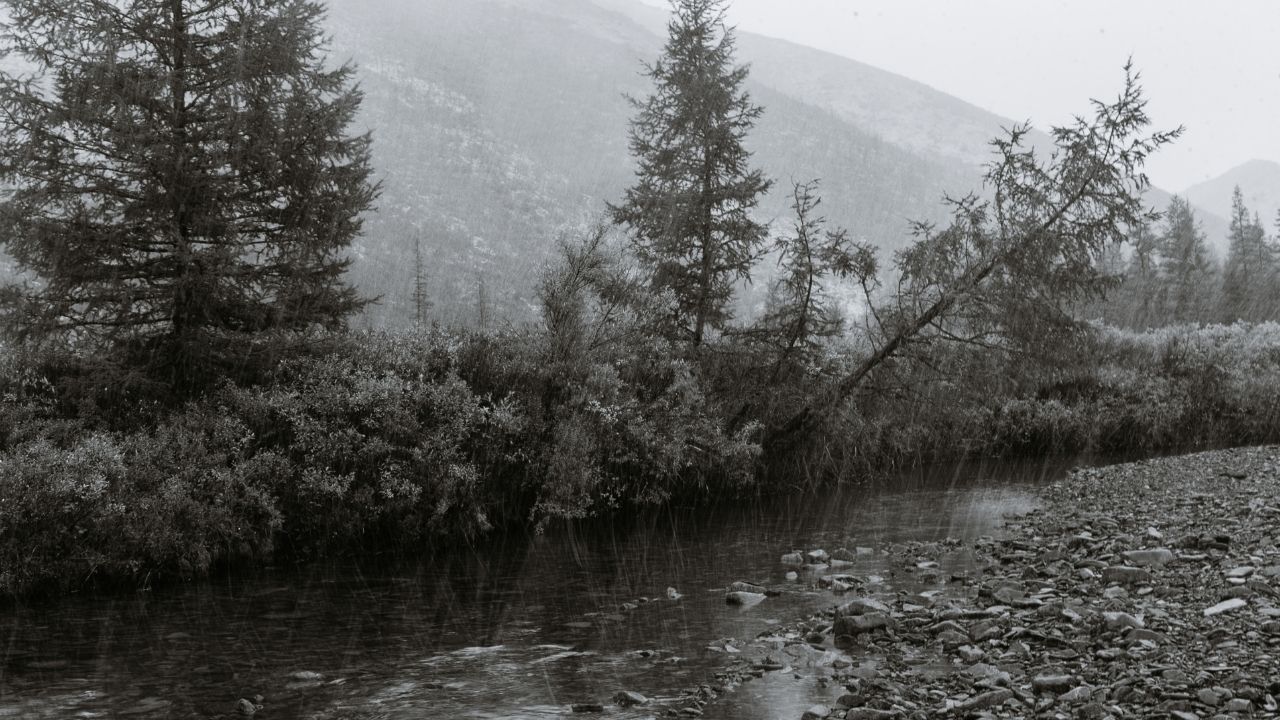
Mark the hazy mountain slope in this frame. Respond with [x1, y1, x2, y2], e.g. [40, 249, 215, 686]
[327, 0, 974, 325]
[1184, 159, 1280, 235]
[323, 0, 1227, 325]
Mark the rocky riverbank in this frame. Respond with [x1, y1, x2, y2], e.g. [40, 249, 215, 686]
[659, 446, 1280, 719]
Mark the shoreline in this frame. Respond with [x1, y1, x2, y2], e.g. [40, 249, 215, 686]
[664, 445, 1280, 719]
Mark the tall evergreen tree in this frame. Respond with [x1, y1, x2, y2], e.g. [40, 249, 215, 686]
[609, 0, 771, 346]
[1220, 186, 1275, 322]
[1157, 196, 1216, 324]
[0, 0, 377, 393]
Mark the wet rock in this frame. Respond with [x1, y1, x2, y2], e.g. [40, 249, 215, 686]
[1077, 702, 1107, 719]
[1121, 548, 1175, 566]
[235, 698, 259, 716]
[1203, 598, 1248, 616]
[953, 688, 1014, 712]
[801, 704, 829, 719]
[1126, 628, 1165, 644]
[1031, 674, 1075, 693]
[1226, 566, 1256, 578]
[807, 549, 830, 564]
[614, 690, 648, 707]
[782, 552, 804, 566]
[667, 587, 682, 600]
[833, 612, 892, 635]
[1102, 611, 1144, 630]
[1102, 566, 1153, 585]
[727, 581, 766, 594]
[1225, 698, 1252, 713]
[1197, 687, 1222, 706]
[835, 598, 890, 616]
[957, 644, 984, 662]
[1059, 686, 1093, 704]
[752, 657, 785, 671]
[725, 591, 766, 606]
[843, 709, 899, 720]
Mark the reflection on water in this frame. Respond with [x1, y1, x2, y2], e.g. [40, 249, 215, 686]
[0, 456, 1070, 718]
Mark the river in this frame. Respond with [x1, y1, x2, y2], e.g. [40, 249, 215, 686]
[0, 456, 1077, 719]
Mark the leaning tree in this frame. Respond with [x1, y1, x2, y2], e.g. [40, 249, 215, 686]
[767, 65, 1182, 455]
[0, 0, 377, 395]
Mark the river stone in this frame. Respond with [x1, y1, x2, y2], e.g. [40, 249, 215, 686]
[833, 612, 891, 635]
[801, 704, 829, 719]
[1060, 686, 1093, 704]
[954, 689, 1013, 712]
[782, 552, 804, 566]
[1122, 548, 1175, 566]
[1032, 674, 1076, 693]
[614, 690, 648, 707]
[1197, 688, 1222, 706]
[844, 709, 900, 720]
[1226, 566, 1256, 578]
[807, 549, 830, 564]
[1203, 598, 1248, 616]
[1102, 611, 1144, 630]
[236, 698, 258, 717]
[725, 591, 766, 606]
[836, 598, 890, 616]
[1226, 698, 1252, 713]
[957, 644, 984, 662]
[1103, 566, 1153, 585]
[1127, 628, 1166, 644]
[727, 581, 766, 594]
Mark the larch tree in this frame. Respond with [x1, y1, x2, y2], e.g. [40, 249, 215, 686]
[609, 0, 771, 347]
[0, 0, 377, 394]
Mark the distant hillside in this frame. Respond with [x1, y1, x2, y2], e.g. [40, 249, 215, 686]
[1184, 159, 1280, 238]
[323, 0, 1225, 326]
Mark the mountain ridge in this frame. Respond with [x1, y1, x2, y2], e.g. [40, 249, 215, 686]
[1184, 159, 1280, 232]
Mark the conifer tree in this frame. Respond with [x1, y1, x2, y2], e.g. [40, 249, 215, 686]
[610, 0, 771, 346]
[0, 0, 377, 394]
[1220, 186, 1275, 322]
[1157, 196, 1216, 324]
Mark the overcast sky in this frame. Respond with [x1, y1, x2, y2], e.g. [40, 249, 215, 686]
[639, 0, 1280, 192]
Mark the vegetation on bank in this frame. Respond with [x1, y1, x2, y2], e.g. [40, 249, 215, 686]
[4, 319, 1280, 597]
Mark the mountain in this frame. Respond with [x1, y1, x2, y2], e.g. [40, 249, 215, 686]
[322, 0, 1225, 326]
[1183, 159, 1280, 237]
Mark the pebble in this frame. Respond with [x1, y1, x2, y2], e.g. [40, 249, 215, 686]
[1203, 598, 1248, 616]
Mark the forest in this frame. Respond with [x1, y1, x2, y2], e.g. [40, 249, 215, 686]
[1, 0, 1279, 600]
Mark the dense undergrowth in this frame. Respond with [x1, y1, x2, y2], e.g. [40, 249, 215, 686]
[3, 320, 1280, 598]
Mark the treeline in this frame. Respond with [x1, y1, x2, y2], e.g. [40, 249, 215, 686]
[1097, 187, 1280, 327]
[1, 0, 1279, 598]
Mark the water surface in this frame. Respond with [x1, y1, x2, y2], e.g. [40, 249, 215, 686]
[0, 456, 1073, 719]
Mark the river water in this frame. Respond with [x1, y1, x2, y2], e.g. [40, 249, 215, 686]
[0, 456, 1076, 719]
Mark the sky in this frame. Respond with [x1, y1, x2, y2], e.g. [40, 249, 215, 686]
[638, 0, 1280, 192]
